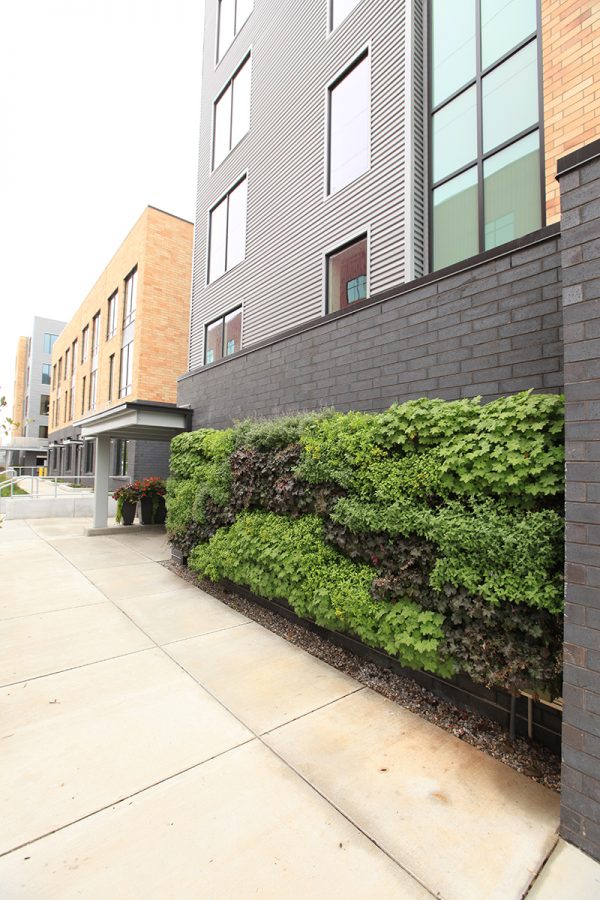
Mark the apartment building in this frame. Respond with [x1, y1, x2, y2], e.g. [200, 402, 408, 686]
[48, 206, 193, 485]
[178, 0, 600, 863]
[8, 317, 66, 470]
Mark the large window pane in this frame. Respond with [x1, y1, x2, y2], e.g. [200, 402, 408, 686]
[206, 320, 224, 364]
[481, 0, 537, 69]
[331, 0, 361, 30]
[432, 86, 477, 183]
[431, 0, 476, 107]
[236, 0, 253, 32]
[224, 308, 242, 355]
[484, 131, 541, 250]
[213, 84, 232, 167]
[482, 40, 538, 153]
[226, 178, 247, 270]
[328, 236, 368, 312]
[433, 167, 478, 270]
[209, 196, 228, 282]
[329, 55, 369, 195]
[218, 0, 235, 61]
[231, 56, 251, 148]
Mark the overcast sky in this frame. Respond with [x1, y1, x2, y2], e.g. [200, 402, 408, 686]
[0, 0, 205, 432]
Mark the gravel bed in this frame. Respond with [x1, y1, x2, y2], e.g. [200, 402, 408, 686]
[162, 558, 561, 792]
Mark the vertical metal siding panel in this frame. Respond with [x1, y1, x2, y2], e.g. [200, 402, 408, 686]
[190, 0, 420, 370]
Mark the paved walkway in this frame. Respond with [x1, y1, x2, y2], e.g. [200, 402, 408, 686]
[0, 517, 599, 898]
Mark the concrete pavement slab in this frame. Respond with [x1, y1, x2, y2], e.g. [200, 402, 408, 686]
[0, 538, 60, 561]
[25, 519, 93, 539]
[528, 839, 600, 898]
[0, 740, 429, 900]
[0, 521, 37, 542]
[168, 621, 363, 734]
[108, 530, 171, 561]
[0, 564, 107, 621]
[48, 536, 150, 572]
[86, 562, 189, 601]
[265, 689, 559, 900]
[0, 648, 252, 854]
[114, 586, 251, 645]
[0, 603, 152, 685]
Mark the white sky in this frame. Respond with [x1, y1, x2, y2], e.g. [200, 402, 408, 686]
[0, 0, 205, 432]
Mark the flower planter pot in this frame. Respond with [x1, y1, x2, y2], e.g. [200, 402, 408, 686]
[140, 495, 166, 525]
[121, 500, 137, 526]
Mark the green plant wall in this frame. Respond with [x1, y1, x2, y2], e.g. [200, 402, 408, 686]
[167, 393, 564, 697]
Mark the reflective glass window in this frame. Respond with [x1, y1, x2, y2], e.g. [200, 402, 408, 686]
[482, 39, 538, 153]
[484, 131, 541, 250]
[432, 86, 477, 183]
[431, 0, 476, 107]
[481, 0, 537, 69]
[327, 236, 368, 312]
[329, 54, 369, 195]
[331, 0, 361, 31]
[433, 167, 479, 270]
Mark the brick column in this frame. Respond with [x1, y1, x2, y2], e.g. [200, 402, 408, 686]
[558, 138, 600, 861]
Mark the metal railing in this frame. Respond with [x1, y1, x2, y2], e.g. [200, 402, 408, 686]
[0, 475, 96, 499]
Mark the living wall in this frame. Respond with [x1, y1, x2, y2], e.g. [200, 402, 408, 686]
[166, 392, 565, 696]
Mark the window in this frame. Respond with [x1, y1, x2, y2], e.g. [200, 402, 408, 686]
[64, 391, 69, 422]
[81, 376, 86, 415]
[123, 268, 137, 327]
[84, 440, 94, 474]
[91, 312, 101, 356]
[69, 388, 74, 420]
[72, 340, 77, 375]
[108, 354, 115, 401]
[119, 341, 134, 398]
[328, 52, 370, 195]
[64, 348, 70, 379]
[327, 235, 368, 312]
[43, 333, 58, 354]
[40, 395, 50, 416]
[217, 0, 253, 62]
[42, 363, 51, 385]
[205, 307, 242, 364]
[113, 439, 129, 477]
[430, 0, 542, 270]
[89, 370, 97, 411]
[58, 358, 63, 383]
[65, 445, 72, 471]
[330, 0, 361, 31]
[208, 177, 247, 282]
[81, 326, 89, 362]
[107, 291, 118, 338]
[39, 426, 48, 439]
[213, 55, 252, 169]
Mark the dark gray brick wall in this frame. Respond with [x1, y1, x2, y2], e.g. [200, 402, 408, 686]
[128, 440, 171, 481]
[178, 227, 563, 428]
[558, 139, 600, 862]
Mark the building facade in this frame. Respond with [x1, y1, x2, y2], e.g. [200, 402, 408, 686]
[48, 206, 193, 486]
[8, 317, 66, 470]
[180, 0, 600, 863]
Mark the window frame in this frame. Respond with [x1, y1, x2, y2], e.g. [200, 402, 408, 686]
[211, 51, 252, 171]
[216, 0, 253, 65]
[428, 0, 545, 270]
[43, 333, 58, 354]
[123, 267, 138, 328]
[107, 290, 118, 339]
[323, 229, 370, 315]
[41, 363, 52, 386]
[206, 173, 248, 284]
[204, 306, 243, 365]
[328, 0, 363, 34]
[81, 325, 89, 363]
[325, 46, 371, 198]
[119, 340, 134, 399]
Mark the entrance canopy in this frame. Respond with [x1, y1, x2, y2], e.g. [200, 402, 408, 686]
[75, 401, 190, 529]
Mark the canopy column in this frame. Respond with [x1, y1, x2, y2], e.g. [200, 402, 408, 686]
[92, 434, 111, 529]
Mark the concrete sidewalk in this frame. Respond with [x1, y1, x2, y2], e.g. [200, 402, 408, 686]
[0, 517, 598, 898]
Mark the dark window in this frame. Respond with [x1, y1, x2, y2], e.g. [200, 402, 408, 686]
[217, 0, 252, 62]
[58, 357, 63, 383]
[43, 333, 58, 354]
[328, 52, 369, 195]
[327, 236, 368, 312]
[213, 55, 252, 168]
[65, 444, 72, 471]
[107, 291, 118, 338]
[72, 339, 78, 374]
[205, 307, 242, 365]
[84, 440, 94, 474]
[39, 426, 48, 438]
[41, 364, 51, 385]
[430, 0, 542, 270]
[208, 177, 247, 282]
[123, 268, 137, 327]
[40, 394, 50, 416]
[108, 354, 115, 401]
[113, 439, 129, 477]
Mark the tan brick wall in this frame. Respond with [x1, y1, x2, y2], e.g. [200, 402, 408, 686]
[49, 207, 193, 436]
[11, 337, 28, 438]
[542, 0, 600, 223]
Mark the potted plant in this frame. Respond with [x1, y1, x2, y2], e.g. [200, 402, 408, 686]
[113, 483, 139, 526]
[137, 476, 167, 525]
